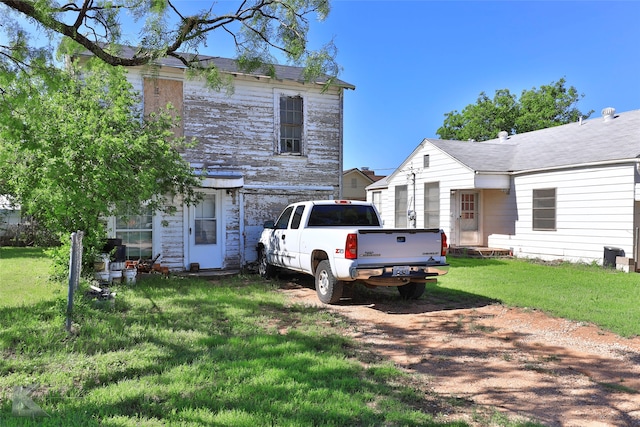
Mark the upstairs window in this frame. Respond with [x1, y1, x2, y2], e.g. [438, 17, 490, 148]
[533, 188, 556, 230]
[280, 95, 303, 154]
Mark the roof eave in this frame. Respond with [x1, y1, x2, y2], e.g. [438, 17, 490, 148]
[512, 158, 640, 176]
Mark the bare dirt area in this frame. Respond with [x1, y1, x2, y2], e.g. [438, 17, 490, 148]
[275, 274, 640, 426]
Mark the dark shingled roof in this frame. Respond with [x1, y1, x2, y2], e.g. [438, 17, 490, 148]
[427, 109, 640, 173]
[77, 45, 355, 90]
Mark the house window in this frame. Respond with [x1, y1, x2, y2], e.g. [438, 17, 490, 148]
[194, 195, 217, 245]
[351, 178, 358, 188]
[115, 207, 153, 260]
[533, 188, 556, 231]
[280, 95, 303, 154]
[143, 78, 184, 137]
[423, 154, 430, 168]
[372, 191, 382, 216]
[395, 185, 407, 228]
[424, 182, 440, 228]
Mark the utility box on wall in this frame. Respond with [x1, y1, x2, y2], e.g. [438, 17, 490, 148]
[603, 246, 624, 268]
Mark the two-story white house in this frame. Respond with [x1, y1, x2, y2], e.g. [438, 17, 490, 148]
[77, 48, 354, 271]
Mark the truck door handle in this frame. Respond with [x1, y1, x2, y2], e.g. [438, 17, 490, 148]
[281, 234, 286, 241]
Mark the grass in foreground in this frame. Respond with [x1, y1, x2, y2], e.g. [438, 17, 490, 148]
[1, 268, 483, 426]
[0, 247, 58, 307]
[437, 257, 640, 338]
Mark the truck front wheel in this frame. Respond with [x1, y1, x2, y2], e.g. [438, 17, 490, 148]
[315, 260, 343, 304]
[397, 283, 426, 300]
[258, 248, 276, 279]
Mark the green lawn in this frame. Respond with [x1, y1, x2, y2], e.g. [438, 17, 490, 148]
[437, 257, 640, 338]
[0, 247, 59, 307]
[1, 247, 506, 427]
[3, 247, 637, 426]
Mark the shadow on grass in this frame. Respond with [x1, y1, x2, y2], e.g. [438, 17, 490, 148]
[274, 270, 500, 315]
[0, 276, 474, 426]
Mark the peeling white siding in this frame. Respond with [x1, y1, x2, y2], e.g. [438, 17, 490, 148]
[154, 198, 185, 271]
[124, 66, 345, 270]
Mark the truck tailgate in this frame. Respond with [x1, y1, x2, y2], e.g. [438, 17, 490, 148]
[356, 228, 444, 265]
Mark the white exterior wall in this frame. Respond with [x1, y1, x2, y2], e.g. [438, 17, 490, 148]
[479, 189, 517, 246]
[488, 165, 637, 264]
[373, 142, 476, 235]
[123, 66, 344, 270]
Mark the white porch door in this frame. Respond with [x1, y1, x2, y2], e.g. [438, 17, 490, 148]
[188, 191, 223, 269]
[458, 191, 480, 246]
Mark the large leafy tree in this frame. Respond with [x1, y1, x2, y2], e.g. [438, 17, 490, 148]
[436, 78, 593, 141]
[0, 58, 202, 265]
[0, 1, 337, 267]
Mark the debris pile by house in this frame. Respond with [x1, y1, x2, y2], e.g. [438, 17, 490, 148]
[86, 284, 115, 300]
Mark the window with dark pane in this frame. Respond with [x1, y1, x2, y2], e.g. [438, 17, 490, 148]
[533, 188, 556, 230]
[280, 96, 303, 153]
[291, 205, 305, 229]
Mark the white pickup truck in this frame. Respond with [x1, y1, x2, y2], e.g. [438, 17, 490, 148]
[257, 200, 449, 304]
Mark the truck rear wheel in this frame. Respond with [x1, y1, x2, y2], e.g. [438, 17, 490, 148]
[397, 282, 426, 300]
[315, 260, 343, 304]
[258, 247, 276, 279]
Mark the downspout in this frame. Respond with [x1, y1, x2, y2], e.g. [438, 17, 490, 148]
[338, 88, 344, 200]
[412, 172, 416, 228]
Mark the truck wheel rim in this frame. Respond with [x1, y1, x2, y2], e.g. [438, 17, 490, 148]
[318, 271, 328, 294]
[259, 255, 266, 275]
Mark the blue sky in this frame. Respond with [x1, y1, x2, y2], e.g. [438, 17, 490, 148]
[311, 1, 640, 173]
[4, 1, 639, 174]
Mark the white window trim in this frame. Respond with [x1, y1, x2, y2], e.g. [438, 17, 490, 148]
[105, 207, 161, 260]
[532, 188, 557, 231]
[274, 89, 306, 156]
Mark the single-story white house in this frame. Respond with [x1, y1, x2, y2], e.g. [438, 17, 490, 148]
[367, 107, 640, 268]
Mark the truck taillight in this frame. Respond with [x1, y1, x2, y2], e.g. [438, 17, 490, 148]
[345, 233, 358, 259]
[441, 231, 448, 256]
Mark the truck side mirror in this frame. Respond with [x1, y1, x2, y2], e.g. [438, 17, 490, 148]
[263, 220, 275, 229]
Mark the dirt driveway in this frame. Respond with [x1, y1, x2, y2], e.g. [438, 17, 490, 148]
[275, 275, 640, 426]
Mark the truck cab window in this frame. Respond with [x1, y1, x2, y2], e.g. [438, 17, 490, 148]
[291, 206, 305, 229]
[274, 206, 294, 230]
